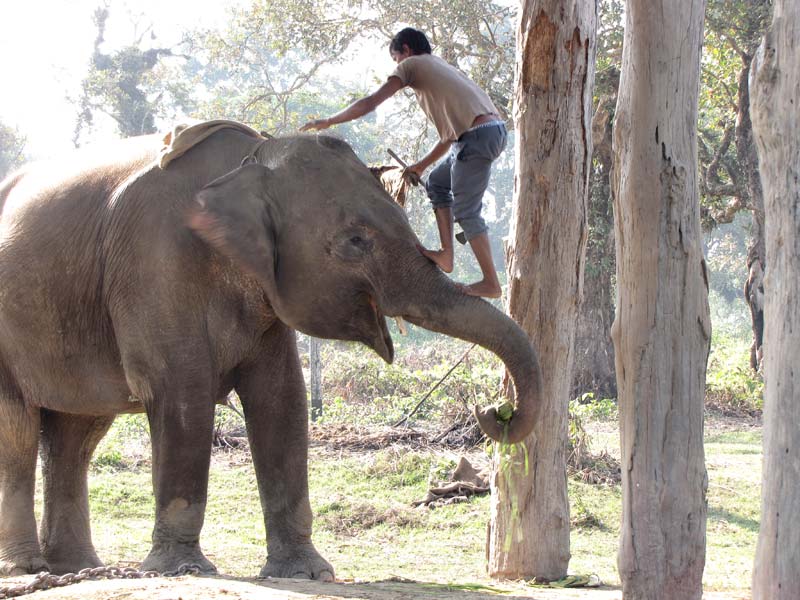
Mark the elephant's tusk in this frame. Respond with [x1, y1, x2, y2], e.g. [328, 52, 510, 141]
[394, 316, 408, 335]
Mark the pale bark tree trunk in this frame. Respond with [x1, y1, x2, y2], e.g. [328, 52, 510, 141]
[610, 1, 710, 598]
[749, 3, 800, 597]
[309, 338, 322, 421]
[572, 93, 617, 400]
[488, 0, 596, 580]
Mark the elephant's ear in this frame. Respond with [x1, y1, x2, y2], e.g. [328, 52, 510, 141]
[188, 163, 280, 304]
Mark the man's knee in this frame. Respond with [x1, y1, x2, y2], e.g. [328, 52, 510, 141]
[425, 184, 454, 210]
[456, 216, 488, 241]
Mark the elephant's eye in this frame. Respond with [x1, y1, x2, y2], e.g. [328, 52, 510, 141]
[334, 227, 375, 261]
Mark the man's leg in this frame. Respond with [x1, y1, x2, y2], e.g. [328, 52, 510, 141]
[452, 159, 500, 297]
[421, 207, 454, 273]
[464, 232, 502, 298]
[421, 155, 455, 272]
[451, 126, 507, 298]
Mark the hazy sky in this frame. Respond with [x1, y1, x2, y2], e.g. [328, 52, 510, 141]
[1, 0, 237, 159]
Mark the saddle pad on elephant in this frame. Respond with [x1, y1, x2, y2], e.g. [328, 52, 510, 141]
[159, 119, 263, 168]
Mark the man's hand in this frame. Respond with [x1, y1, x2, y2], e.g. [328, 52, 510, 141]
[300, 118, 331, 132]
[402, 164, 424, 186]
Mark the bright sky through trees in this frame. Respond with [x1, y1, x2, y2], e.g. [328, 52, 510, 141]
[0, 0, 237, 158]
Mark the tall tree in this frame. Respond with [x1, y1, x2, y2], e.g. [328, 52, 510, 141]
[488, 0, 595, 579]
[749, 2, 800, 597]
[572, 0, 622, 400]
[611, 1, 710, 598]
[699, 0, 772, 371]
[74, 6, 190, 145]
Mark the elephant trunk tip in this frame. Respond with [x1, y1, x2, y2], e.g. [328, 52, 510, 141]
[473, 402, 536, 445]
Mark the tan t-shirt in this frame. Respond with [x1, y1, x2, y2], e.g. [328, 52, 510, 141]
[390, 54, 498, 142]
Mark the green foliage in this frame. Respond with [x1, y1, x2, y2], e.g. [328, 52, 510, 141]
[698, 0, 772, 225]
[570, 393, 618, 422]
[707, 331, 763, 412]
[313, 339, 504, 428]
[0, 122, 26, 180]
[594, 0, 623, 100]
[74, 6, 193, 145]
[91, 414, 150, 472]
[705, 214, 750, 305]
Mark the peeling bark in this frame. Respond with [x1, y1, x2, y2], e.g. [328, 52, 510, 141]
[488, 0, 596, 581]
[611, 1, 710, 598]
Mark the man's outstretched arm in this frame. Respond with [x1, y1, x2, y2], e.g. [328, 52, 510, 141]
[300, 77, 405, 131]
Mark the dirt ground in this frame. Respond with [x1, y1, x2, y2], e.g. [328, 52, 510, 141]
[1, 413, 758, 600]
[0, 574, 751, 600]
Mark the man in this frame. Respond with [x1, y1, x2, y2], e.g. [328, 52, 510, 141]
[301, 27, 507, 298]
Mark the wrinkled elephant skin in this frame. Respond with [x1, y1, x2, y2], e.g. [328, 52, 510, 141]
[0, 128, 541, 578]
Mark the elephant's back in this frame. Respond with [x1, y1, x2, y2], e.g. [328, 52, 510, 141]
[0, 135, 163, 412]
[0, 134, 161, 227]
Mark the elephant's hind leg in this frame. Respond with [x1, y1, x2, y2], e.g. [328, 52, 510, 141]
[39, 411, 115, 574]
[0, 392, 46, 576]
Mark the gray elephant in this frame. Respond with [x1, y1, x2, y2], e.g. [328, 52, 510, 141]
[0, 123, 541, 579]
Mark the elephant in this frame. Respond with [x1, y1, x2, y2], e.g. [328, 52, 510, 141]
[0, 123, 541, 579]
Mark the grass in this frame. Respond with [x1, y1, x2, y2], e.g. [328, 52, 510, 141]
[28, 412, 761, 595]
[26, 336, 763, 596]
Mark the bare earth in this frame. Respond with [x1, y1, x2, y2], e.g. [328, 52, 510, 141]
[0, 574, 750, 600]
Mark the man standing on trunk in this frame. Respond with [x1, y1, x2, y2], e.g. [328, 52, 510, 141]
[301, 27, 507, 298]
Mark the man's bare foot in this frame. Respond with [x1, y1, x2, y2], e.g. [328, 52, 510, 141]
[419, 246, 454, 273]
[457, 280, 502, 299]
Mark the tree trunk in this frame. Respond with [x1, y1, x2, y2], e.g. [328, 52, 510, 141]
[488, 0, 596, 580]
[572, 93, 617, 401]
[749, 3, 800, 597]
[309, 338, 322, 421]
[611, 1, 710, 598]
[735, 57, 767, 373]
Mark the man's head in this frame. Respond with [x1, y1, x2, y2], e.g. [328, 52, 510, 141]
[389, 28, 432, 63]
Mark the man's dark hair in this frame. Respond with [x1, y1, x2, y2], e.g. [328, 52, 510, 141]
[389, 28, 432, 55]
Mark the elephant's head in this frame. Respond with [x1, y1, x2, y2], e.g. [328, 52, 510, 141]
[188, 135, 541, 443]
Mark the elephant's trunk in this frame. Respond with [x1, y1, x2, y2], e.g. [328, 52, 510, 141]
[389, 269, 542, 444]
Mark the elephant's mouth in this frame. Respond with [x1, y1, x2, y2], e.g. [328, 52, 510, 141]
[367, 293, 394, 364]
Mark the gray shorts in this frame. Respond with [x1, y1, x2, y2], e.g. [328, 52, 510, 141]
[424, 122, 507, 241]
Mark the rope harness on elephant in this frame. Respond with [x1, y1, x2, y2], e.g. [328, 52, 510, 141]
[0, 563, 203, 599]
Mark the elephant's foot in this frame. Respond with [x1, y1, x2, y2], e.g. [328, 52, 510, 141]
[0, 552, 49, 576]
[42, 546, 103, 575]
[141, 541, 217, 575]
[260, 545, 334, 581]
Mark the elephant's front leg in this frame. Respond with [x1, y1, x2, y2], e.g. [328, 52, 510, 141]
[140, 374, 217, 574]
[237, 324, 334, 581]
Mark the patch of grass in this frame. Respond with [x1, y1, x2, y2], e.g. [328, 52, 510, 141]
[703, 429, 762, 591]
[706, 333, 763, 414]
[29, 412, 761, 593]
[91, 414, 150, 472]
[24, 336, 762, 596]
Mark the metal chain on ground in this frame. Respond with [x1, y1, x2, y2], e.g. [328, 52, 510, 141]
[0, 563, 204, 599]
